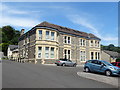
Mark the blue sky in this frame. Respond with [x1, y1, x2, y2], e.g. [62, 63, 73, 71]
[1, 2, 118, 46]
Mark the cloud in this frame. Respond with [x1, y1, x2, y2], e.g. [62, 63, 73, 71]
[1, 4, 41, 28]
[67, 14, 118, 42]
[1, 16, 40, 28]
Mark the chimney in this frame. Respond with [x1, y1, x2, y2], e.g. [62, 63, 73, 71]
[20, 29, 25, 36]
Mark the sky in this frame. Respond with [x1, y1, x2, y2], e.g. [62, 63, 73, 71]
[0, 2, 118, 46]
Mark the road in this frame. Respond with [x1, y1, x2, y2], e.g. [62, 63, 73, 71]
[2, 60, 118, 88]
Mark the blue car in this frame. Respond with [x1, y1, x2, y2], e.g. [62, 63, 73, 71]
[84, 60, 120, 76]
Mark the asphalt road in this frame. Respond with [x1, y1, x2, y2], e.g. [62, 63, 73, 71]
[2, 60, 117, 88]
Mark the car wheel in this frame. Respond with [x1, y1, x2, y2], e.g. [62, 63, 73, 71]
[84, 67, 90, 72]
[105, 70, 112, 76]
[62, 63, 66, 66]
[56, 64, 59, 66]
[73, 64, 76, 67]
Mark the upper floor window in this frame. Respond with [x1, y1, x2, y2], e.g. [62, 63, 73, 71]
[51, 32, 55, 40]
[64, 36, 71, 44]
[64, 36, 67, 43]
[98, 41, 100, 47]
[90, 40, 93, 47]
[46, 31, 50, 40]
[68, 37, 71, 44]
[80, 39, 86, 46]
[39, 30, 42, 40]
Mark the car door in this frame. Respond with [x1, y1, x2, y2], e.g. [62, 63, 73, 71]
[66, 60, 72, 66]
[90, 60, 98, 72]
[95, 61, 106, 73]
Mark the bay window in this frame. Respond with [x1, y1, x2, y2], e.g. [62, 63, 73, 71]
[45, 47, 49, 58]
[38, 47, 42, 58]
[39, 30, 42, 40]
[51, 47, 54, 58]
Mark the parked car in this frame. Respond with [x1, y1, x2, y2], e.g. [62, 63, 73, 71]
[84, 60, 120, 76]
[111, 62, 120, 68]
[55, 59, 77, 67]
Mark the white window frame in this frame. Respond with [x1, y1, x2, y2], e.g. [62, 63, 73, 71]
[39, 30, 42, 40]
[38, 47, 42, 58]
[51, 32, 55, 40]
[50, 47, 54, 58]
[46, 31, 50, 40]
[45, 47, 49, 58]
[80, 51, 86, 61]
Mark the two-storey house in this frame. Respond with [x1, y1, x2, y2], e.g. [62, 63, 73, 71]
[18, 21, 101, 64]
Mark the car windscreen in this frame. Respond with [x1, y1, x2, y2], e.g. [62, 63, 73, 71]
[102, 61, 113, 66]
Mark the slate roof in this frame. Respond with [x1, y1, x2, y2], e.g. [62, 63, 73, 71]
[8, 45, 18, 51]
[19, 21, 101, 41]
[103, 50, 119, 58]
[35, 21, 100, 40]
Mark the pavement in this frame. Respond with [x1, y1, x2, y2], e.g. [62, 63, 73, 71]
[77, 71, 119, 87]
[2, 60, 118, 88]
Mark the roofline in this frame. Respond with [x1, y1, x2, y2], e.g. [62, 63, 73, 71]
[19, 24, 101, 41]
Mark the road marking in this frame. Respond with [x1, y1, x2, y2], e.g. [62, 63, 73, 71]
[77, 71, 119, 87]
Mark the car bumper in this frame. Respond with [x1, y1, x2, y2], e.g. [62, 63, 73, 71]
[112, 70, 120, 76]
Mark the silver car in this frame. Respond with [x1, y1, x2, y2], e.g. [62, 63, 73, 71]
[55, 59, 77, 67]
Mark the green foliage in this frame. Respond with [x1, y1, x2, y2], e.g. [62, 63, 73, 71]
[1, 26, 20, 56]
[116, 58, 120, 62]
[101, 44, 120, 53]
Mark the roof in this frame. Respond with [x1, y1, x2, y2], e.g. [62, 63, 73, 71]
[103, 50, 119, 58]
[35, 21, 100, 40]
[19, 21, 101, 40]
[8, 45, 18, 51]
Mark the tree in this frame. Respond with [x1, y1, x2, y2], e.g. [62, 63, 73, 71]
[1, 25, 20, 56]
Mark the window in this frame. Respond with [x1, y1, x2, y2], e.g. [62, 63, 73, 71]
[38, 47, 42, 58]
[46, 31, 49, 40]
[91, 40, 93, 47]
[51, 32, 55, 40]
[64, 49, 71, 59]
[64, 36, 71, 44]
[39, 30, 42, 40]
[95, 52, 97, 59]
[80, 39, 86, 46]
[80, 39, 83, 46]
[45, 47, 49, 58]
[51, 47, 54, 58]
[64, 36, 67, 43]
[64, 49, 67, 59]
[68, 37, 71, 44]
[95, 41, 97, 47]
[91, 52, 94, 59]
[83, 40, 85, 46]
[98, 52, 100, 59]
[68, 50, 70, 59]
[98, 41, 100, 47]
[80, 51, 86, 61]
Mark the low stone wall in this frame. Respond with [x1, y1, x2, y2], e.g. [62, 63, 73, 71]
[44, 59, 56, 64]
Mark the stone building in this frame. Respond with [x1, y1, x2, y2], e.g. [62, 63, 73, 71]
[7, 45, 18, 60]
[18, 21, 101, 64]
[101, 50, 119, 63]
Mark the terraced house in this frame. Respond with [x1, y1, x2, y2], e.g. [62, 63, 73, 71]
[18, 21, 101, 64]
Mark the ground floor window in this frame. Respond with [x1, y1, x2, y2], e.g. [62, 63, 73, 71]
[64, 49, 71, 59]
[38, 47, 42, 58]
[80, 51, 86, 61]
[37, 47, 56, 59]
[50, 47, 55, 58]
[90, 52, 100, 60]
